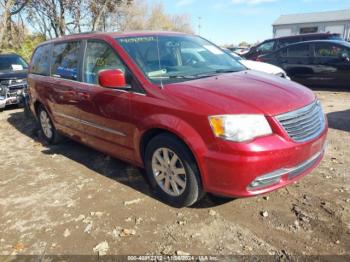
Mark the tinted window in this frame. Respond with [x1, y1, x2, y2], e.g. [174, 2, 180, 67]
[51, 42, 81, 80]
[256, 41, 275, 52]
[315, 43, 348, 57]
[30, 45, 50, 75]
[83, 41, 125, 84]
[277, 38, 300, 49]
[287, 44, 309, 57]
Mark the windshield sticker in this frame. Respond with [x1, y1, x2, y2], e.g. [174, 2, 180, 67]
[119, 37, 156, 43]
[11, 64, 23, 71]
[147, 69, 167, 78]
[203, 45, 224, 55]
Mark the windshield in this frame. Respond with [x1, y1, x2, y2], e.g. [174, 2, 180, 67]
[0, 55, 28, 72]
[116, 35, 245, 84]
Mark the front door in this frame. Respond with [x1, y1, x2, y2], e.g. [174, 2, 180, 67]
[75, 40, 138, 162]
[283, 43, 313, 86]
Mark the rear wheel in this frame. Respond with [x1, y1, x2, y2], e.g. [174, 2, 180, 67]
[38, 106, 62, 144]
[145, 134, 204, 207]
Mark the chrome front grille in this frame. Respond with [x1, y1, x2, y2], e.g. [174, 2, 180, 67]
[276, 100, 326, 142]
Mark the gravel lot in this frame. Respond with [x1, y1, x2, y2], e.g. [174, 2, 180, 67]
[0, 89, 349, 257]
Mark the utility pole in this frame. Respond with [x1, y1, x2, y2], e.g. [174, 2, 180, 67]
[198, 17, 202, 35]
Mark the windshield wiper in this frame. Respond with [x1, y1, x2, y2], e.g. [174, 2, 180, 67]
[151, 75, 204, 80]
[151, 70, 238, 80]
[213, 69, 239, 74]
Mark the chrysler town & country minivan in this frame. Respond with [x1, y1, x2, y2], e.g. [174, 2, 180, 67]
[28, 32, 328, 207]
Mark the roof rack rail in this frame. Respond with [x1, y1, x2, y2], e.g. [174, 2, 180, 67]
[67, 31, 101, 36]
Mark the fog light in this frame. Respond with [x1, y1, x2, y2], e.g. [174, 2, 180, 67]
[248, 169, 287, 190]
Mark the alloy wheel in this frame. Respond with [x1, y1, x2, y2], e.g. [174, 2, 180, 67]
[151, 148, 187, 196]
[40, 110, 53, 139]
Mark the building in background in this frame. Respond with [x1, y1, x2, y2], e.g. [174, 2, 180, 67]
[273, 9, 350, 40]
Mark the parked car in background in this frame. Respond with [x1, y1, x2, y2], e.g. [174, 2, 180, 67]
[0, 53, 28, 112]
[258, 40, 350, 87]
[29, 31, 327, 207]
[244, 33, 343, 61]
[227, 46, 250, 56]
[227, 50, 290, 80]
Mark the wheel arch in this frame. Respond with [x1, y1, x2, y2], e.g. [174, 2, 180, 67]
[136, 114, 209, 189]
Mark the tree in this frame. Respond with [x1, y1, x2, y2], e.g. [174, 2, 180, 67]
[113, 0, 193, 33]
[0, 0, 29, 48]
[239, 41, 250, 47]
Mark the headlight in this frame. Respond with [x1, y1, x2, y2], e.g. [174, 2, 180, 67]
[208, 114, 273, 142]
[0, 85, 6, 96]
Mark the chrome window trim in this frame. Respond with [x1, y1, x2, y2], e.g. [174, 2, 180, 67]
[56, 112, 127, 137]
[28, 74, 146, 96]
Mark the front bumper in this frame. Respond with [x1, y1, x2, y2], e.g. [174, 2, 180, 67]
[0, 86, 26, 108]
[0, 97, 6, 109]
[0, 94, 22, 108]
[201, 127, 327, 198]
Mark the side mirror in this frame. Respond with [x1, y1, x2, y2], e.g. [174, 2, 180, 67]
[98, 69, 127, 89]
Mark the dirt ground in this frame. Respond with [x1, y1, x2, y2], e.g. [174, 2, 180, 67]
[0, 89, 349, 258]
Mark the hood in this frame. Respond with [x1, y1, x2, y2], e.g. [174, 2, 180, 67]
[240, 60, 285, 75]
[164, 70, 315, 116]
[0, 70, 28, 80]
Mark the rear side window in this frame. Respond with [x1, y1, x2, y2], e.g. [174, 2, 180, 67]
[83, 41, 125, 84]
[31, 44, 51, 75]
[287, 44, 309, 57]
[314, 43, 348, 57]
[51, 41, 81, 80]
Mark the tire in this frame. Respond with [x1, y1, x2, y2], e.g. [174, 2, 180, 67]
[144, 133, 204, 207]
[37, 105, 62, 144]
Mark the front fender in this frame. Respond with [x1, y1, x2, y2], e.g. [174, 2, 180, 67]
[134, 113, 210, 189]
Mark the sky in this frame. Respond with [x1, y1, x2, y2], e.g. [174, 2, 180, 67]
[159, 0, 350, 45]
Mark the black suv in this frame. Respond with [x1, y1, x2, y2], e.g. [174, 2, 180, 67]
[259, 40, 350, 87]
[0, 53, 28, 111]
[244, 33, 343, 60]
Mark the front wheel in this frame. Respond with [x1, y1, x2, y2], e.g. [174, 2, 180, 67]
[145, 134, 204, 207]
[38, 106, 62, 144]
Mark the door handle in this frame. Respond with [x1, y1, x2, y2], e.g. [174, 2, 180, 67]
[67, 90, 76, 96]
[77, 92, 90, 100]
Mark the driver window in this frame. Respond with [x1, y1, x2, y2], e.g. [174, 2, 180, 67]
[84, 41, 125, 84]
[256, 41, 275, 52]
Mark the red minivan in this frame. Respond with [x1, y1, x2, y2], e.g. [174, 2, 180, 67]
[28, 32, 327, 207]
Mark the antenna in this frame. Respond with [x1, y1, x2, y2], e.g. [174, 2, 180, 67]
[198, 17, 202, 35]
[156, 36, 164, 89]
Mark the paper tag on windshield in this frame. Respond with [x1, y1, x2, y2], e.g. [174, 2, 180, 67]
[204, 45, 224, 55]
[11, 64, 23, 71]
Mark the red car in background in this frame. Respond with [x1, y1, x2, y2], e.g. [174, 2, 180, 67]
[28, 32, 327, 207]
